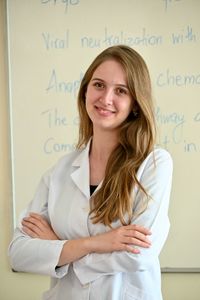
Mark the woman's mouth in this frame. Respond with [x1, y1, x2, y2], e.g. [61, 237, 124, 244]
[95, 106, 115, 116]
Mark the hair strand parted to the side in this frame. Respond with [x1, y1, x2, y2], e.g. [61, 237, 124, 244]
[77, 45, 156, 227]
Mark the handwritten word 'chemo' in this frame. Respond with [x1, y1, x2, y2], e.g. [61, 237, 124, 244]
[81, 27, 162, 48]
[46, 69, 83, 97]
[157, 69, 200, 87]
[44, 137, 76, 154]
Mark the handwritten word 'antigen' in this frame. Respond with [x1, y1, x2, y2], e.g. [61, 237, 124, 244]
[46, 69, 83, 97]
[81, 28, 162, 48]
[157, 69, 200, 87]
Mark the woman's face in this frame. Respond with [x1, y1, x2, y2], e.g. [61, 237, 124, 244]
[85, 59, 133, 133]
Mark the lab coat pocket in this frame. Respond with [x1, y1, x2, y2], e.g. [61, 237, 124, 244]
[124, 282, 152, 300]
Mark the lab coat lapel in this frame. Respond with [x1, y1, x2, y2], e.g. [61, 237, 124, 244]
[70, 141, 91, 199]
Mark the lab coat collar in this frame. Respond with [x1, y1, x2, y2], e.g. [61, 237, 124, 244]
[70, 140, 92, 199]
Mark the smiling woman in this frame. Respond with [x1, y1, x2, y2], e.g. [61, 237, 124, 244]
[8, 45, 173, 300]
[85, 60, 133, 132]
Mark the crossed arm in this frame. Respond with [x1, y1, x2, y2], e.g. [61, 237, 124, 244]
[22, 212, 152, 266]
[9, 149, 172, 279]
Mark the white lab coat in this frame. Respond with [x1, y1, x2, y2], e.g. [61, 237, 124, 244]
[8, 141, 173, 300]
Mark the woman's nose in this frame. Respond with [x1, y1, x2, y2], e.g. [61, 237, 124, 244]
[100, 89, 114, 105]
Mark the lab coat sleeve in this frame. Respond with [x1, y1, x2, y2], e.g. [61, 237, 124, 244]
[73, 148, 173, 285]
[8, 169, 69, 278]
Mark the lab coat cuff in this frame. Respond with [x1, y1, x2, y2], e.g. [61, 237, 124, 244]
[55, 264, 69, 278]
[38, 239, 69, 278]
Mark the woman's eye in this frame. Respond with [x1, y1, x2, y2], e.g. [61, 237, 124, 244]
[116, 88, 127, 95]
[94, 82, 104, 89]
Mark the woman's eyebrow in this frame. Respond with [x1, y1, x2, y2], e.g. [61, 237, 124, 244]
[91, 78, 128, 89]
[91, 77, 104, 82]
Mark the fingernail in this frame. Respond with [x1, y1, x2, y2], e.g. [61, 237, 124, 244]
[134, 248, 140, 253]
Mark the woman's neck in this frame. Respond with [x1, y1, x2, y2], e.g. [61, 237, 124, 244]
[89, 129, 119, 185]
[90, 130, 118, 163]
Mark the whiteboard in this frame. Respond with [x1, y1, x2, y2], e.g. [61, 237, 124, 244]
[6, 0, 200, 271]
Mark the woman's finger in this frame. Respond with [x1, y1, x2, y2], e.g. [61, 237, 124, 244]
[125, 244, 140, 254]
[22, 224, 39, 238]
[22, 217, 43, 230]
[125, 236, 151, 248]
[125, 224, 152, 235]
[125, 230, 151, 244]
[28, 213, 49, 227]
[22, 215, 48, 231]
[22, 219, 43, 235]
[22, 211, 60, 240]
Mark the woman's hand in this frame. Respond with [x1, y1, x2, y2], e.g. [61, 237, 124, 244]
[21, 212, 59, 240]
[21, 213, 151, 265]
[57, 224, 152, 266]
[87, 224, 152, 254]
[58, 224, 152, 266]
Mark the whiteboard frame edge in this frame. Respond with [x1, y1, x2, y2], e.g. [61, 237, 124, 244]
[5, 0, 16, 230]
[161, 268, 200, 273]
[5, 0, 200, 270]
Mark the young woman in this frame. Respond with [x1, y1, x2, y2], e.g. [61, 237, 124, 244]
[9, 45, 173, 300]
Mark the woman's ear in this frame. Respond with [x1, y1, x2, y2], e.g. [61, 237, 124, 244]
[132, 101, 139, 112]
[132, 110, 139, 118]
[132, 102, 140, 118]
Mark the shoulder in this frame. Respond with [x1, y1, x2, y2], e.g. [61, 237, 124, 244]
[143, 147, 172, 167]
[151, 147, 173, 166]
[137, 147, 173, 180]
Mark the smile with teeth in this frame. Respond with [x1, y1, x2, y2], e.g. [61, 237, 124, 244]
[95, 106, 115, 116]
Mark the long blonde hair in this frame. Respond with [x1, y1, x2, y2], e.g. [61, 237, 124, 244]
[77, 45, 156, 227]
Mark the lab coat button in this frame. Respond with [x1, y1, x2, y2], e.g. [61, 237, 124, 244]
[83, 283, 89, 288]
